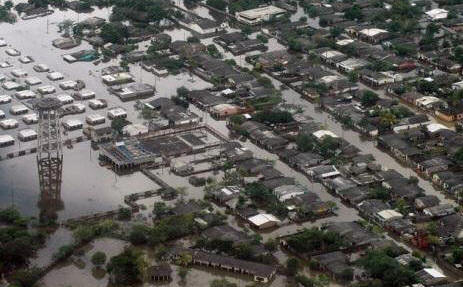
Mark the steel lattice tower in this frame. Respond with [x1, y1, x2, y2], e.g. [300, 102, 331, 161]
[36, 97, 63, 223]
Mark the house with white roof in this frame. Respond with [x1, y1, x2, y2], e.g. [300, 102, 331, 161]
[248, 213, 281, 229]
[425, 8, 448, 20]
[0, 135, 14, 147]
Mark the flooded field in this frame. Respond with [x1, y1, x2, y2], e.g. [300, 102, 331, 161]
[39, 237, 129, 287]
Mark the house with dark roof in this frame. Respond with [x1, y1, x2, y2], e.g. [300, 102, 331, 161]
[357, 199, 389, 220]
[378, 134, 422, 163]
[187, 89, 227, 111]
[380, 170, 424, 201]
[323, 221, 380, 250]
[312, 251, 354, 281]
[337, 186, 370, 204]
[415, 195, 440, 210]
[436, 214, 463, 243]
[171, 248, 277, 282]
[423, 204, 456, 218]
[417, 156, 452, 177]
[146, 264, 172, 282]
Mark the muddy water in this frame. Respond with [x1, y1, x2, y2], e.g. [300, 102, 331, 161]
[30, 227, 74, 268]
[0, 141, 155, 218]
[0, 6, 212, 220]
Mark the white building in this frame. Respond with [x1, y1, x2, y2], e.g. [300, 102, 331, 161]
[247, 213, 281, 229]
[89, 99, 107, 109]
[10, 105, 29, 115]
[107, 108, 127, 119]
[63, 119, 83, 130]
[56, 94, 74, 105]
[2, 81, 20, 90]
[18, 129, 38, 141]
[19, 56, 33, 64]
[0, 95, 12, 104]
[11, 69, 28, 77]
[376, 209, 403, 223]
[0, 135, 14, 147]
[86, 114, 106, 125]
[415, 96, 442, 109]
[123, 124, 149, 136]
[75, 89, 95, 100]
[0, 119, 19, 129]
[59, 80, 78, 90]
[236, 6, 286, 25]
[33, 64, 50, 72]
[22, 113, 38, 124]
[274, 185, 306, 202]
[0, 61, 12, 68]
[15, 90, 36, 99]
[101, 72, 134, 85]
[70, 103, 86, 113]
[25, 76, 42, 86]
[312, 130, 338, 140]
[47, 71, 64, 81]
[5, 48, 20, 56]
[426, 123, 449, 134]
[37, 85, 56, 95]
[425, 8, 448, 20]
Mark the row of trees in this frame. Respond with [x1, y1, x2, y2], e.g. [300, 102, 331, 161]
[0, 208, 46, 275]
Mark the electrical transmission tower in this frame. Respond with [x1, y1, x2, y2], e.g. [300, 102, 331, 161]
[36, 97, 63, 223]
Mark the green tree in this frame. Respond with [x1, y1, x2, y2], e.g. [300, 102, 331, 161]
[361, 90, 379, 107]
[53, 244, 74, 261]
[100, 22, 128, 44]
[207, 44, 222, 58]
[206, 0, 227, 10]
[129, 225, 149, 245]
[111, 117, 126, 135]
[344, 5, 363, 20]
[9, 267, 42, 287]
[286, 257, 301, 276]
[107, 248, 145, 285]
[91, 251, 107, 266]
[454, 147, 463, 163]
[152, 202, 170, 219]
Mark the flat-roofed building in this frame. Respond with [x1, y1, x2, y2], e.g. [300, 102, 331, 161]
[107, 107, 127, 119]
[0, 119, 19, 129]
[63, 119, 83, 130]
[0, 134, 14, 147]
[89, 99, 107, 109]
[248, 213, 281, 229]
[18, 129, 37, 141]
[56, 94, 74, 105]
[86, 114, 106, 125]
[15, 90, 36, 100]
[0, 95, 11, 104]
[10, 104, 29, 115]
[236, 6, 286, 25]
[22, 113, 38, 124]
[37, 85, 56, 95]
[25, 76, 42, 86]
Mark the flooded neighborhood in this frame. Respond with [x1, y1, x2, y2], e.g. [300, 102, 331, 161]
[0, 0, 463, 286]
